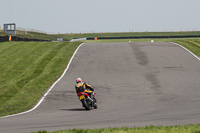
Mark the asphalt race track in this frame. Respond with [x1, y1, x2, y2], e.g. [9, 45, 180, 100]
[1, 42, 200, 133]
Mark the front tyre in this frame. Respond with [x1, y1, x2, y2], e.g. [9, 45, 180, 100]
[81, 99, 91, 110]
[94, 102, 98, 109]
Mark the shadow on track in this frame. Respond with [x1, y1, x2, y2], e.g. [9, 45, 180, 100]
[60, 108, 86, 111]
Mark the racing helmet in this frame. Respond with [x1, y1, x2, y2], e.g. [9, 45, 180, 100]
[76, 78, 82, 83]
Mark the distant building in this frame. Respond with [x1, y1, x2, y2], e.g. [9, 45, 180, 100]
[4, 23, 16, 35]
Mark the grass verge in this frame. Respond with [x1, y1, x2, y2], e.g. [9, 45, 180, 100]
[34, 124, 200, 133]
[174, 39, 200, 57]
[0, 41, 80, 116]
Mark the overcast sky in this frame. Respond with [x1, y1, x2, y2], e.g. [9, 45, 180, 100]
[0, 0, 199, 34]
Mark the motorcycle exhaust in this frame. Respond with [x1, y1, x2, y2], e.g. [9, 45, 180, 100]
[87, 96, 94, 107]
[87, 96, 93, 103]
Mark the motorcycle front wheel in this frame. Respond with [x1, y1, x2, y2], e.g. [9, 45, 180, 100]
[94, 102, 98, 109]
[81, 99, 91, 110]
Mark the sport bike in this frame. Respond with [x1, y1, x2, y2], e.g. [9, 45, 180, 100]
[78, 91, 97, 110]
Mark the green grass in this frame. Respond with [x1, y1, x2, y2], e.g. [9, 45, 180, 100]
[33, 124, 200, 133]
[0, 41, 80, 116]
[174, 39, 200, 57]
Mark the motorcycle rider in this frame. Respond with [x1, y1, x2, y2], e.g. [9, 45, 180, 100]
[75, 78, 94, 98]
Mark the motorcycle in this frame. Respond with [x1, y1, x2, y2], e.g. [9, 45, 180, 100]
[78, 91, 97, 110]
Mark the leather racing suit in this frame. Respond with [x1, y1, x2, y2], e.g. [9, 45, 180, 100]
[75, 81, 94, 97]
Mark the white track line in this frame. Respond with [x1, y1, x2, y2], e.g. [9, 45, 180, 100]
[172, 42, 200, 61]
[0, 43, 84, 119]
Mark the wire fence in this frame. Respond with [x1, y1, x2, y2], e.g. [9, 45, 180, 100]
[16, 27, 47, 34]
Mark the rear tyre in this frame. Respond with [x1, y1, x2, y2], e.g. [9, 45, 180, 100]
[81, 99, 91, 110]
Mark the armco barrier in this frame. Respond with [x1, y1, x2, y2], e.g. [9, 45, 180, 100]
[0, 35, 50, 42]
[86, 35, 200, 40]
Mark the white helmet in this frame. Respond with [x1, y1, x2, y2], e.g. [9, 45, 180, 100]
[76, 78, 82, 83]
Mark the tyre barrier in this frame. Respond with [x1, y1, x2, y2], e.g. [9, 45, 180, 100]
[0, 36, 9, 42]
[86, 35, 200, 40]
[0, 35, 50, 42]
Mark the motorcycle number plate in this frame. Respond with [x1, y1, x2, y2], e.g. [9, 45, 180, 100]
[79, 95, 85, 100]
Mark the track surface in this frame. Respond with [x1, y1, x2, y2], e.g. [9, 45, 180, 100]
[1, 42, 200, 132]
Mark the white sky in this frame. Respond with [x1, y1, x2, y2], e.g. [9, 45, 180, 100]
[0, 0, 200, 34]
